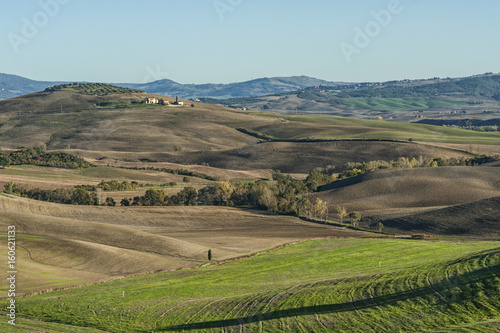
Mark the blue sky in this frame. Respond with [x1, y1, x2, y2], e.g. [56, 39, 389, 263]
[1, 0, 499, 84]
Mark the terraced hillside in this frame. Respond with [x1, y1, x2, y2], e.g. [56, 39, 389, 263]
[2, 238, 499, 332]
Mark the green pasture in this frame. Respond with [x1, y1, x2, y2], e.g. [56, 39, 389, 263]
[260, 113, 500, 145]
[337, 97, 467, 111]
[2, 238, 499, 332]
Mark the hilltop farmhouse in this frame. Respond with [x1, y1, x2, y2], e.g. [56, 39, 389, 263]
[143, 96, 183, 106]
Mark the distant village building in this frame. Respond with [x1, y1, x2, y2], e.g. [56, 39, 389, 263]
[143, 96, 182, 106]
[172, 96, 183, 106]
[144, 97, 159, 104]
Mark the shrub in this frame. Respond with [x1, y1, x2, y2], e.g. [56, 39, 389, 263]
[174, 145, 185, 152]
[120, 198, 130, 206]
[0, 153, 11, 168]
[105, 197, 116, 206]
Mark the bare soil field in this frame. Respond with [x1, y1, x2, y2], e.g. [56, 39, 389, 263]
[72, 140, 472, 174]
[177, 140, 472, 173]
[0, 195, 369, 295]
[421, 141, 500, 156]
[374, 196, 500, 238]
[315, 165, 500, 216]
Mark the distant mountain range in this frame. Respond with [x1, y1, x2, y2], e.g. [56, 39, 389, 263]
[0, 73, 347, 100]
[0, 73, 66, 100]
[197, 73, 500, 122]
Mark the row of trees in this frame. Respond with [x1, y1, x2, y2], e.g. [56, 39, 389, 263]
[76, 180, 140, 192]
[117, 175, 310, 216]
[119, 177, 306, 214]
[4, 182, 115, 206]
[122, 166, 221, 181]
[2, 146, 91, 169]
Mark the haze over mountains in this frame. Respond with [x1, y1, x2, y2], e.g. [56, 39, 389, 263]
[3, 72, 500, 125]
[0, 73, 345, 100]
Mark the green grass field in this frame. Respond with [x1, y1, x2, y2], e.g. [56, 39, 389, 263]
[337, 97, 467, 111]
[259, 113, 500, 145]
[3, 238, 499, 332]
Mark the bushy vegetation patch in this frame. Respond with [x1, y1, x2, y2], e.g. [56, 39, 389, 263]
[4, 182, 116, 206]
[3, 146, 91, 169]
[121, 166, 221, 181]
[75, 180, 140, 192]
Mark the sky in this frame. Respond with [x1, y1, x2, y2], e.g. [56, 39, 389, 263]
[1, 0, 499, 84]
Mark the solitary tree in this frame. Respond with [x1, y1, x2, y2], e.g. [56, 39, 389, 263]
[208, 249, 212, 261]
[336, 206, 347, 223]
[348, 211, 361, 228]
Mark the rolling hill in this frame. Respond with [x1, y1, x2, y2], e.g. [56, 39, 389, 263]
[375, 195, 500, 237]
[2, 88, 498, 174]
[314, 165, 500, 234]
[2, 238, 499, 332]
[0, 73, 65, 100]
[0, 82, 499, 332]
[201, 73, 500, 122]
[0, 73, 345, 100]
[120, 75, 347, 99]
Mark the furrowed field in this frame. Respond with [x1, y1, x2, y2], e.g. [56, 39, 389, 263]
[2, 238, 499, 332]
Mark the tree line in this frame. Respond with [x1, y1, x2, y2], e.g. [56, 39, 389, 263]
[120, 166, 221, 181]
[76, 180, 140, 192]
[3, 182, 116, 206]
[0, 146, 91, 169]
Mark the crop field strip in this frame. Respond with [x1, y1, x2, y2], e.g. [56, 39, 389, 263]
[2, 239, 499, 332]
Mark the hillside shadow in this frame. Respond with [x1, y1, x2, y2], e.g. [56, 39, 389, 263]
[317, 173, 367, 192]
[157, 264, 499, 332]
